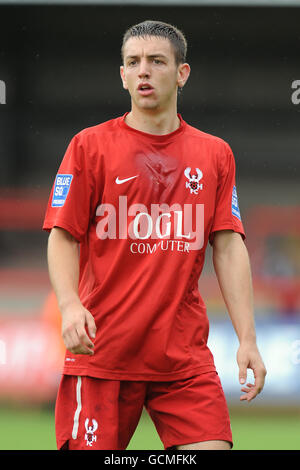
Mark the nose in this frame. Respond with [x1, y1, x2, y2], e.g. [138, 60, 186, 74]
[138, 58, 150, 78]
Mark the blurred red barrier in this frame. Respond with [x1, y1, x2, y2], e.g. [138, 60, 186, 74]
[0, 317, 64, 403]
[200, 206, 300, 316]
[0, 188, 48, 230]
[244, 206, 300, 315]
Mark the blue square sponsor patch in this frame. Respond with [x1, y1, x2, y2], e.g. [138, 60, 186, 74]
[231, 185, 241, 220]
[51, 174, 73, 207]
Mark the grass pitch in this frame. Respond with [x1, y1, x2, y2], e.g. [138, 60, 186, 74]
[0, 405, 299, 450]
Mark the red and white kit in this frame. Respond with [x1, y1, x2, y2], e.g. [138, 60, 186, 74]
[43, 113, 245, 449]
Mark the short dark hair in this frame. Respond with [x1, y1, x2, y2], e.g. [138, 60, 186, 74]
[121, 20, 187, 66]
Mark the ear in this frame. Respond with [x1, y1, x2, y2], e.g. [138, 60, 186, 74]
[120, 65, 128, 90]
[177, 63, 191, 89]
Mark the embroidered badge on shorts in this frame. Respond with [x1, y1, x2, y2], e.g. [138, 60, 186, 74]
[231, 185, 241, 220]
[51, 174, 73, 207]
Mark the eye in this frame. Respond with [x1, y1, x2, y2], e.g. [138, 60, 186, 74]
[153, 59, 163, 64]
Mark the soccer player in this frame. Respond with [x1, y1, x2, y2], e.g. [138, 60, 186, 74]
[43, 20, 266, 450]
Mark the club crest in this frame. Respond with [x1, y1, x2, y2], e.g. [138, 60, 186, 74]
[184, 167, 203, 194]
[84, 418, 98, 447]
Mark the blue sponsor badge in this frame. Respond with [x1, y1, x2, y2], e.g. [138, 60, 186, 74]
[51, 174, 73, 207]
[231, 185, 241, 220]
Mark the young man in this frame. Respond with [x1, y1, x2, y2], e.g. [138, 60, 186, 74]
[43, 20, 266, 450]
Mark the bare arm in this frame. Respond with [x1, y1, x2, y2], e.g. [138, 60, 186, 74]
[212, 230, 267, 402]
[47, 226, 96, 355]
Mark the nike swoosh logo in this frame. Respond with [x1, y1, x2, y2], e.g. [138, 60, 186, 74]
[115, 175, 139, 184]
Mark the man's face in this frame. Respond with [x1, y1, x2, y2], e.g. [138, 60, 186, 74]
[120, 36, 187, 111]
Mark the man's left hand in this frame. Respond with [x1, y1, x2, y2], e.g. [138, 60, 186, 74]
[237, 343, 267, 402]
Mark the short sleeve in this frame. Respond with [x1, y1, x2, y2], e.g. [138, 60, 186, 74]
[209, 143, 245, 245]
[42, 134, 98, 242]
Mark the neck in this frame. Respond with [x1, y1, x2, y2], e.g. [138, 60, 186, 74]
[125, 105, 180, 135]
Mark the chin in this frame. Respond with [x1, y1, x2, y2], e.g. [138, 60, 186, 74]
[137, 99, 160, 111]
[141, 104, 160, 110]
[131, 94, 159, 110]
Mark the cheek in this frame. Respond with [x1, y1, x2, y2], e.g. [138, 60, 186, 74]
[123, 74, 135, 91]
[160, 76, 177, 95]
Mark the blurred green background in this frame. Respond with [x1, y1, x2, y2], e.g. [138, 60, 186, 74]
[0, 405, 299, 450]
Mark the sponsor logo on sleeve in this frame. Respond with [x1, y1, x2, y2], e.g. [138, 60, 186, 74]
[231, 185, 241, 220]
[51, 174, 73, 207]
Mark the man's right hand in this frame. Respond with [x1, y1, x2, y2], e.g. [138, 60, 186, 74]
[61, 300, 97, 355]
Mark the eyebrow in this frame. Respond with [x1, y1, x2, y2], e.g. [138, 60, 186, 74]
[125, 54, 168, 61]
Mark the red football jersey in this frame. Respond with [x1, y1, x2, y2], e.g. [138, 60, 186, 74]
[43, 112, 245, 381]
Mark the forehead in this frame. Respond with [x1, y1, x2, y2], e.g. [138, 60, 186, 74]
[123, 36, 175, 59]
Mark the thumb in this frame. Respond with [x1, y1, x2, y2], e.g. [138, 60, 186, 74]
[85, 311, 97, 339]
[238, 361, 247, 384]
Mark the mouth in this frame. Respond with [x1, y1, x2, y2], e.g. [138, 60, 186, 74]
[137, 83, 154, 96]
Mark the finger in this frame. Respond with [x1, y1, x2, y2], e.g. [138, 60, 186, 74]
[240, 390, 255, 401]
[76, 331, 95, 354]
[254, 368, 266, 393]
[241, 385, 260, 402]
[63, 327, 80, 351]
[240, 383, 254, 391]
[240, 382, 256, 401]
[70, 346, 93, 355]
[79, 330, 94, 349]
[74, 344, 94, 355]
[247, 389, 259, 401]
[70, 337, 94, 355]
[241, 387, 252, 393]
[76, 322, 95, 348]
[245, 372, 265, 401]
[85, 312, 97, 339]
[64, 326, 94, 355]
[240, 395, 248, 401]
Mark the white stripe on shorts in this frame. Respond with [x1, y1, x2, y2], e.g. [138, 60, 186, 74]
[72, 376, 82, 439]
